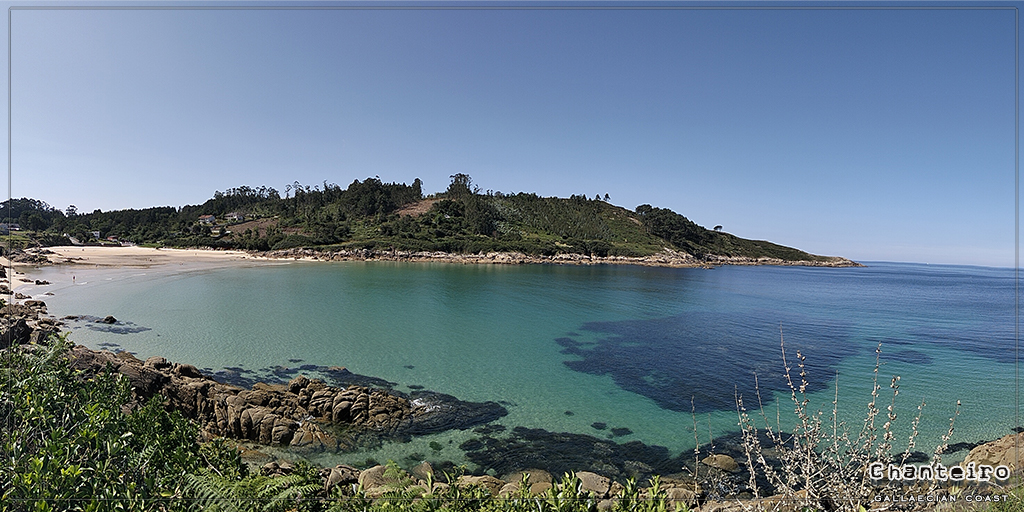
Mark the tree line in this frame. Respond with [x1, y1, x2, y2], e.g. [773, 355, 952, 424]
[5, 174, 823, 262]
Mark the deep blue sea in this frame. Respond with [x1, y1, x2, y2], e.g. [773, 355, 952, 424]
[25, 260, 1018, 469]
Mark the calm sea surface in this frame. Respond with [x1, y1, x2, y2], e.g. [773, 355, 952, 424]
[25, 260, 1018, 468]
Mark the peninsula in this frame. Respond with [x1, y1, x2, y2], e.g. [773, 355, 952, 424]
[3, 174, 859, 268]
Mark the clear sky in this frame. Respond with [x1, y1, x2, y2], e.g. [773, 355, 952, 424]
[3, 3, 1017, 267]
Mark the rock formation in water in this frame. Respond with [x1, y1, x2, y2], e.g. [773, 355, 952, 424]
[67, 346, 507, 452]
[3, 299, 505, 452]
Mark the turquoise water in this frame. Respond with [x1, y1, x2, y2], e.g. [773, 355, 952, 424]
[23, 260, 1018, 468]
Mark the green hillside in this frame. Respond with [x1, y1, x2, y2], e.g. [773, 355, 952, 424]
[4, 174, 845, 264]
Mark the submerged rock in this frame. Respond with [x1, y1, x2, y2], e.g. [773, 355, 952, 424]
[461, 426, 684, 483]
[402, 391, 508, 435]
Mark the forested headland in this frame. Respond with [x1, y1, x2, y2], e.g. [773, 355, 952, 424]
[2, 174, 851, 265]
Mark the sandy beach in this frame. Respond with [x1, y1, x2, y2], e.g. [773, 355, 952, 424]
[3, 246, 270, 304]
[36, 246, 257, 267]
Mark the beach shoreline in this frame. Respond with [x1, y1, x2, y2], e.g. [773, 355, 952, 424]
[2, 246, 272, 301]
[35, 245, 259, 267]
[19, 245, 862, 270]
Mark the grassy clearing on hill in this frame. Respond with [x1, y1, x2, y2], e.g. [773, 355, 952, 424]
[5, 175, 846, 264]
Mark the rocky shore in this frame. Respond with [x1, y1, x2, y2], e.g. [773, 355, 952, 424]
[254, 247, 864, 268]
[0, 299, 499, 448]
[3, 300, 1019, 510]
[67, 341, 508, 453]
[9, 245, 863, 271]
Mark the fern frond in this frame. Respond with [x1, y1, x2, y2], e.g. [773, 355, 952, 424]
[183, 471, 241, 512]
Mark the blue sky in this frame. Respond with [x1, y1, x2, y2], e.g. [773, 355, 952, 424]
[4, 4, 1017, 267]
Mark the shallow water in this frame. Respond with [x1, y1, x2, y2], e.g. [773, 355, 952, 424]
[21, 260, 1017, 469]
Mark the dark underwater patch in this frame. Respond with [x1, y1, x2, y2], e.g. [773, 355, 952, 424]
[561, 311, 856, 414]
[89, 324, 152, 334]
[473, 424, 506, 435]
[208, 362, 398, 389]
[887, 350, 933, 365]
[907, 324, 1014, 364]
[461, 426, 687, 483]
[865, 336, 913, 347]
[63, 315, 153, 335]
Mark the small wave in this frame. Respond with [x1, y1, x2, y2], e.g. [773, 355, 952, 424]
[411, 398, 441, 413]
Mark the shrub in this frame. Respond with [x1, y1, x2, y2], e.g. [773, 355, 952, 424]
[271, 234, 314, 251]
[734, 335, 960, 510]
[1, 334, 247, 511]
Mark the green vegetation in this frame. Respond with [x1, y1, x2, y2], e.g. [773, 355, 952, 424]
[3, 334, 247, 511]
[982, 482, 1024, 511]
[4, 333, 698, 511]
[6, 330, 1014, 510]
[6, 174, 839, 262]
[634, 205, 831, 262]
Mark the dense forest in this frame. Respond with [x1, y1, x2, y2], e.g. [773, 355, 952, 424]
[2, 175, 836, 263]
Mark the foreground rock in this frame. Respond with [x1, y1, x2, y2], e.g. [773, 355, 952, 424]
[1, 302, 59, 349]
[67, 346, 507, 452]
[963, 431, 1024, 471]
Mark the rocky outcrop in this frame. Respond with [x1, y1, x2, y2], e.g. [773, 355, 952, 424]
[1, 302, 58, 349]
[963, 432, 1024, 472]
[255, 248, 862, 269]
[8, 249, 51, 264]
[701, 454, 739, 473]
[701, 254, 862, 267]
[65, 345, 507, 453]
[322, 464, 361, 493]
[456, 475, 506, 496]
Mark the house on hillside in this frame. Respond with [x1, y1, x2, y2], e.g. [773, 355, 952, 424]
[226, 212, 244, 222]
[198, 215, 216, 225]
